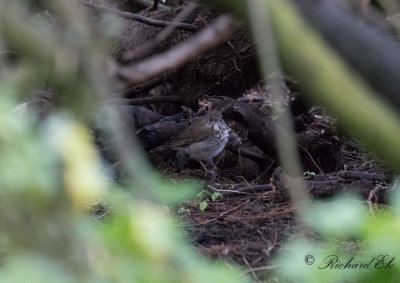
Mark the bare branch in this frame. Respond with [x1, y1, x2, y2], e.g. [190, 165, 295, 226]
[79, 0, 198, 32]
[112, 76, 166, 98]
[208, 184, 272, 197]
[122, 2, 199, 62]
[103, 95, 181, 105]
[118, 14, 238, 85]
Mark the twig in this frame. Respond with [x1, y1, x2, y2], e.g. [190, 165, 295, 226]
[118, 14, 238, 85]
[181, 199, 250, 227]
[208, 184, 272, 197]
[298, 143, 324, 174]
[264, 231, 278, 256]
[218, 199, 250, 217]
[103, 95, 181, 105]
[242, 256, 259, 281]
[112, 76, 166, 98]
[367, 184, 383, 217]
[122, 2, 199, 62]
[207, 185, 251, 196]
[239, 148, 267, 164]
[79, 0, 198, 32]
[238, 264, 281, 277]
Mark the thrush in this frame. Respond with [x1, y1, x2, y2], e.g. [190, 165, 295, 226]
[161, 110, 230, 168]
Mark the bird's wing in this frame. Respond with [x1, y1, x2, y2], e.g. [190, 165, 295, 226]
[168, 120, 211, 148]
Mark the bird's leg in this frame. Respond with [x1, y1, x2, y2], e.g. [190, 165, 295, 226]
[199, 160, 215, 184]
[199, 159, 217, 172]
[199, 160, 211, 173]
[206, 159, 217, 185]
[214, 152, 225, 167]
[210, 159, 218, 171]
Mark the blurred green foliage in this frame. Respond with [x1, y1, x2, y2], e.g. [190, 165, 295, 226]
[273, 192, 400, 283]
[252, 0, 400, 282]
[0, 0, 246, 282]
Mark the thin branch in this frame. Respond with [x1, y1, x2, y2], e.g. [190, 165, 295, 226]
[242, 256, 259, 281]
[239, 264, 281, 277]
[239, 148, 267, 164]
[175, 199, 251, 227]
[103, 95, 181, 105]
[118, 14, 238, 85]
[79, 0, 198, 32]
[367, 184, 383, 215]
[297, 143, 324, 174]
[111, 76, 166, 98]
[203, 200, 250, 225]
[208, 184, 272, 197]
[226, 146, 267, 164]
[122, 2, 199, 62]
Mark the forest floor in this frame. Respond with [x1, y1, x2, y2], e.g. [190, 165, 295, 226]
[108, 2, 390, 279]
[148, 94, 388, 278]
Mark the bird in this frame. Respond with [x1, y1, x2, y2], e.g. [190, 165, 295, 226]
[160, 110, 230, 171]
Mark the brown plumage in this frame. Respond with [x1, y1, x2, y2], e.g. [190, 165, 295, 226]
[163, 110, 230, 161]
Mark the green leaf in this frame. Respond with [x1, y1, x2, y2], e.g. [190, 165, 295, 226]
[196, 190, 211, 199]
[211, 192, 222, 202]
[199, 200, 208, 212]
